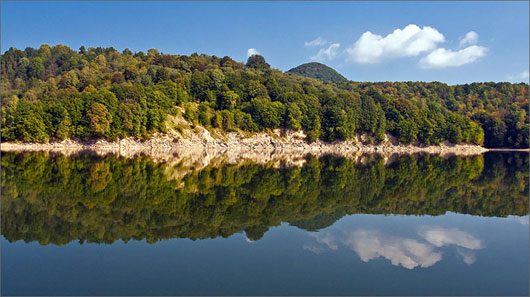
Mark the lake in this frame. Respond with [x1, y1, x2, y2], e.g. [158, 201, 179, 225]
[1, 151, 528, 296]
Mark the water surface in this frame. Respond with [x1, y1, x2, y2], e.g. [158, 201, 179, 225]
[1, 152, 528, 296]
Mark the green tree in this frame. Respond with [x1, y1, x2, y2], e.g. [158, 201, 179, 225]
[285, 102, 302, 130]
[245, 54, 270, 70]
[396, 120, 418, 144]
[248, 97, 285, 129]
[87, 102, 112, 137]
[217, 89, 239, 110]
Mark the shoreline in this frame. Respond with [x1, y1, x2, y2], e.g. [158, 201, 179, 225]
[0, 131, 494, 157]
[483, 148, 530, 152]
[4, 114, 523, 161]
[1, 131, 526, 170]
[2, 124, 526, 163]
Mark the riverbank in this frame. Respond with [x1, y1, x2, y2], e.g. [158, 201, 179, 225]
[484, 148, 530, 152]
[0, 128, 492, 159]
[5, 113, 523, 163]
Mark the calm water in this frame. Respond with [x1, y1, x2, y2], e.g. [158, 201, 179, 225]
[1, 151, 528, 296]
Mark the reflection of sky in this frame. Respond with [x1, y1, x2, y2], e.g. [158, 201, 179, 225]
[305, 226, 484, 269]
[506, 215, 530, 226]
[419, 227, 483, 249]
[347, 230, 442, 269]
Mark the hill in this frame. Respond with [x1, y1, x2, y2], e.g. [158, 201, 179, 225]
[1, 45, 528, 148]
[287, 62, 348, 83]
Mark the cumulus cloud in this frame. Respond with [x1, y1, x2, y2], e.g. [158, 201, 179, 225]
[459, 31, 479, 47]
[345, 230, 442, 269]
[305, 37, 328, 47]
[418, 45, 488, 69]
[311, 43, 341, 61]
[247, 48, 260, 58]
[418, 227, 483, 250]
[345, 24, 445, 63]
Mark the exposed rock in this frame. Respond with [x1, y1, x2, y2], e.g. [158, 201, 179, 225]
[1, 116, 497, 167]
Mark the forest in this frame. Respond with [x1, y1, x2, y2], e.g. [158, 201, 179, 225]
[1, 151, 528, 245]
[1, 44, 528, 148]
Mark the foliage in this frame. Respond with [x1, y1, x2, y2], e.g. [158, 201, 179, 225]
[1, 45, 527, 147]
[245, 54, 270, 70]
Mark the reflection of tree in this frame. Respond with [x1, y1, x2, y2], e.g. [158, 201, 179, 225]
[87, 161, 112, 193]
[1, 152, 528, 246]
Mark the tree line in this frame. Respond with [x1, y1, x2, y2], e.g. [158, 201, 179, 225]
[1, 44, 528, 147]
[2, 151, 527, 245]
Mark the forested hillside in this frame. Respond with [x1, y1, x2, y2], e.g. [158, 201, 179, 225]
[1, 44, 528, 148]
[287, 62, 348, 83]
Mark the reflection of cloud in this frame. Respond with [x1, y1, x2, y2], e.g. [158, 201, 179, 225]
[303, 244, 325, 254]
[419, 227, 483, 249]
[345, 230, 442, 269]
[457, 248, 476, 265]
[507, 215, 530, 226]
[305, 226, 484, 269]
[309, 231, 339, 250]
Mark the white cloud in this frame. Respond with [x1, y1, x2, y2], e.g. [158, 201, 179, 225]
[305, 37, 328, 47]
[459, 31, 479, 47]
[418, 227, 484, 250]
[345, 24, 445, 63]
[247, 48, 260, 58]
[508, 71, 529, 81]
[311, 43, 341, 61]
[418, 45, 488, 69]
[345, 230, 442, 269]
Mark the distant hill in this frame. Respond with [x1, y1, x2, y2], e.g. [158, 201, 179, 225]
[287, 62, 348, 83]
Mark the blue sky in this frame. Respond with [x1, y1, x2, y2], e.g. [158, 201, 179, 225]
[1, 1, 528, 85]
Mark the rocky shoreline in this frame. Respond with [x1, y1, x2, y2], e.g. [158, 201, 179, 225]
[4, 113, 525, 164]
[1, 127, 493, 162]
[3, 128, 526, 186]
[5, 109, 513, 164]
